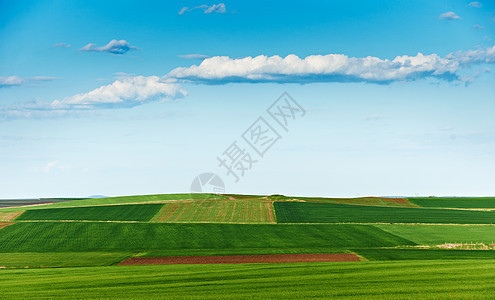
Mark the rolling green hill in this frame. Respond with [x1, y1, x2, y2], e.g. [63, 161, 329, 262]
[0, 194, 220, 213]
[1, 193, 495, 299]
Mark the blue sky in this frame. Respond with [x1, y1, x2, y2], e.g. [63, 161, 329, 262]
[1, 0, 494, 198]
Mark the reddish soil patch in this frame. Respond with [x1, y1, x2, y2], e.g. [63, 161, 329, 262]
[0, 222, 14, 230]
[119, 253, 360, 265]
[382, 198, 409, 204]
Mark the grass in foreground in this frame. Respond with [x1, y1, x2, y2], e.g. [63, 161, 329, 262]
[0, 252, 133, 268]
[15, 204, 163, 222]
[1, 260, 495, 299]
[354, 249, 495, 261]
[0, 222, 414, 252]
[275, 202, 495, 224]
[150, 200, 276, 223]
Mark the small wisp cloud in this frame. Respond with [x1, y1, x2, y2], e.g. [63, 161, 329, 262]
[0, 76, 56, 88]
[79, 39, 138, 55]
[178, 54, 211, 59]
[439, 12, 461, 20]
[468, 2, 482, 8]
[179, 3, 226, 15]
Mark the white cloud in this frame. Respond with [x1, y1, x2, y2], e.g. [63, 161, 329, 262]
[446, 46, 495, 65]
[439, 12, 461, 20]
[0, 76, 24, 87]
[178, 54, 211, 59]
[0, 76, 185, 119]
[56, 76, 184, 108]
[468, 2, 482, 8]
[3, 46, 495, 120]
[53, 43, 71, 48]
[167, 46, 495, 84]
[79, 39, 138, 55]
[205, 3, 226, 14]
[179, 3, 226, 15]
[474, 24, 485, 30]
[0, 76, 56, 88]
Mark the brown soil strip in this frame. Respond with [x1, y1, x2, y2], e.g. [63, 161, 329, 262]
[0, 212, 24, 221]
[0, 222, 14, 230]
[119, 253, 360, 265]
[266, 202, 276, 223]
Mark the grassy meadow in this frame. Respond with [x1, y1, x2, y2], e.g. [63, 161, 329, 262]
[1, 260, 495, 299]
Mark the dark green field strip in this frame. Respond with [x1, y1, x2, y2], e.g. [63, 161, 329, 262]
[408, 197, 495, 208]
[15, 204, 163, 222]
[0, 252, 134, 268]
[1, 260, 495, 299]
[274, 202, 495, 224]
[354, 249, 495, 261]
[0, 222, 414, 252]
[374, 224, 495, 245]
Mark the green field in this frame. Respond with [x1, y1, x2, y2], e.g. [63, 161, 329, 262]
[375, 224, 495, 245]
[1, 260, 495, 299]
[298, 196, 419, 207]
[354, 249, 495, 260]
[0, 252, 133, 268]
[0, 222, 414, 252]
[274, 202, 495, 224]
[0, 194, 218, 213]
[15, 204, 163, 222]
[2, 194, 495, 298]
[151, 200, 276, 223]
[408, 197, 495, 208]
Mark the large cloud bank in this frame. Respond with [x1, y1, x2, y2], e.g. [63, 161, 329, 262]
[167, 46, 495, 84]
